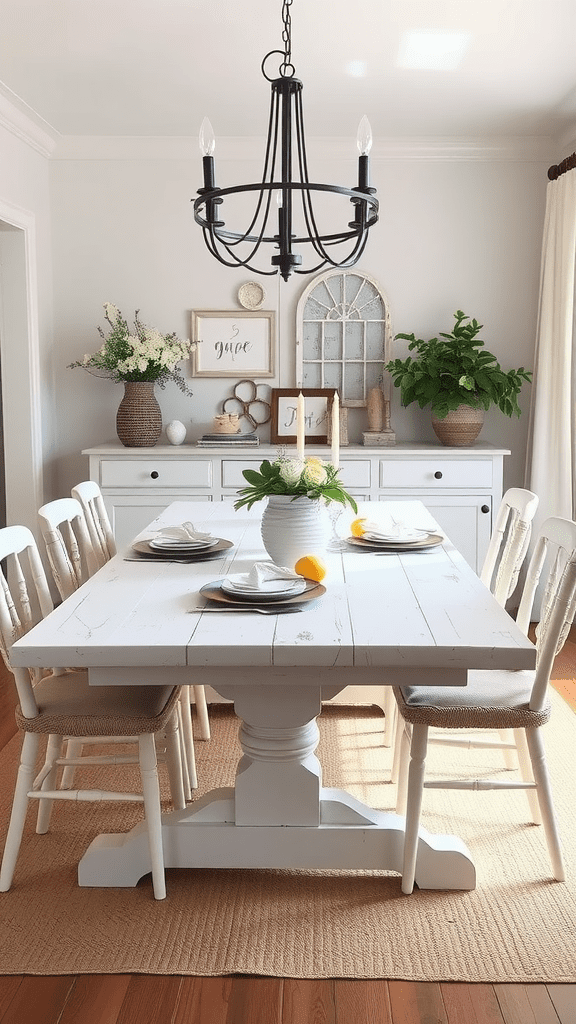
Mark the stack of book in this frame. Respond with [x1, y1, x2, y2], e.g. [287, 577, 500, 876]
[196, 432, 260, 448]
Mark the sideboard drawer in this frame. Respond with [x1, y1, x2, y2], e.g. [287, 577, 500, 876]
[100, 460, 213, 489]
[339, 460, 371, 488]
[380, 459, 493, 489]
[221, 461, 263, 488]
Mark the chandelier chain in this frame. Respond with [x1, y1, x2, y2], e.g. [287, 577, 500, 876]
[280, 0, 293, 75]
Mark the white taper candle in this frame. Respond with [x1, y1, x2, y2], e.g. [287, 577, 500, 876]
[296, 392, 305, 461]
[331, 392, 340, 469]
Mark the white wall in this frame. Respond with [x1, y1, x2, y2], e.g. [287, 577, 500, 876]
[0, 111, 55, 529]
[50, 135, 551, 495]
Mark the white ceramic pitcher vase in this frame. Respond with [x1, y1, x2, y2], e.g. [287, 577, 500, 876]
[260, 495, 331, 568]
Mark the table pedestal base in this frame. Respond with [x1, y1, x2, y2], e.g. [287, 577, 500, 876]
[78, 786, 475, 892]
[78, 680, 476, 892]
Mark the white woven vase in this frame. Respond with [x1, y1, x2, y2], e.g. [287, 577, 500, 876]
[260, 495, 331, 568]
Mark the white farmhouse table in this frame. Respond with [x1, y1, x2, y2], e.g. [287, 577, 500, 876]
[11, 500, 536, 892]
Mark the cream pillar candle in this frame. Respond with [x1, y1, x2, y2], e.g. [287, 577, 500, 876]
[296, 392, 305, 461]
[331, 392, 340, 469]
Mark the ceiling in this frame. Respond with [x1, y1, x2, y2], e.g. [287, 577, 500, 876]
[1, 0, 576, 141]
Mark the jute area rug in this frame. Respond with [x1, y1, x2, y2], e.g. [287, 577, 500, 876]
[0, 693, 574, 982]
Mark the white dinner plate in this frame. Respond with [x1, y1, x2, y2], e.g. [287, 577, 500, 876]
[200, 579, 325, 606]
[221, 575, 307, 599]
[363, 529, 427, 544]
[149, 536, 217, 551]
[346, 533, 444, 551]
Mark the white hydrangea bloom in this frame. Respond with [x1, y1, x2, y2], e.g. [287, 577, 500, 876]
[278, 458, 303, 486]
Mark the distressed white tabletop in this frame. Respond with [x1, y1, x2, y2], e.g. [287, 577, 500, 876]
[11, 500, 536, 892]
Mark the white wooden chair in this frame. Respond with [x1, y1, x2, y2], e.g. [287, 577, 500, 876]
[479, 486, 539, 606]
[37, 496, 100, 596]
[390, 487, 539, 777]
[70, 480, 211, 748]
[0, 525, 185, 899]
[38, 495, 198, 799]
[71, 479, 117, 568]
[394, 515, 575, 894]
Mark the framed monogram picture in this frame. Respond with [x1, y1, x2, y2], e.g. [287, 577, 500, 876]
[191, 310, 276, 377]
[270, 388, 336, 446]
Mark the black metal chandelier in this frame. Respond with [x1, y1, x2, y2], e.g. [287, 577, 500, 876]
[193, 0, 379, 281]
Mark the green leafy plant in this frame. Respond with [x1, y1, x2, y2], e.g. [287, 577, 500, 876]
[68, 303, 195, 395]
[234, 456, 358, 513]
[385, 310, 532, 419]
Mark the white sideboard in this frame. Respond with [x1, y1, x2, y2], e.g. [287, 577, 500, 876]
[83, 442, 510, 572]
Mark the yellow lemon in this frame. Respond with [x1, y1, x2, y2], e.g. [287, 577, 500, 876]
[294, 555, 327, 583]
[350, 517, 367, 537]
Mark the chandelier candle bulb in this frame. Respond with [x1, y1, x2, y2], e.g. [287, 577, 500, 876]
[357, 116, 372, 191]
[296, 392, 305, 461]
[331, 393, 340, 469]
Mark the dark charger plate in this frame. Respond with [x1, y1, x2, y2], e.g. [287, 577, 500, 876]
[131, 538, 234, 561]
[200, 578, 326, 606]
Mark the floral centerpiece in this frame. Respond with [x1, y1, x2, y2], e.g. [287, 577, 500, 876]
[234, 456, 357, 513]
[235, 456, 357, 568]
[68, 303, 194, 394]
[68, 303, 195, 447]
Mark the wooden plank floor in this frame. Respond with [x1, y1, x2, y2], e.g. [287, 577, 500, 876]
[0, 977, 573, 1024]
[0, 644, 574, 1024]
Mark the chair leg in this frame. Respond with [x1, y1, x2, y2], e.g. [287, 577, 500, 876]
[60, 737, 83, 789]
[36, 733, 64, 834]
[401, 723, 429, 895]
[164, 709, 186, 811]
[525, 727, 565, 881]
[176, 704, 192, 803]
[499, 729, 517, 770]
[0, 732, 40, 891]
[193, 685, 210, 741]
[180, 688, 198, 789]
[391, 704, 404, 785]
[138, 734, 167, 900]
[513, 728, 541, 824]
[382, 686, 396, 748]
[395, 718, 412, 814]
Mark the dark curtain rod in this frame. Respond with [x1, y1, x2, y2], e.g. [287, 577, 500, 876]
[548, 152, 576, 180]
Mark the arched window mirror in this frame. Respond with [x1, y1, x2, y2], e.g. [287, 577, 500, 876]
[296, 269, 393, 409]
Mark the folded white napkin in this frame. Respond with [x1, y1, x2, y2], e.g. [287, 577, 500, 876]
[153, 521, 213, 542]
[223, 561, 304, 593]
[361, 521, 428, 543]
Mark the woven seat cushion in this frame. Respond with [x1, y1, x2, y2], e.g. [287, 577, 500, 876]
[394, 668, 551, 729]
[15, 670, 181, 737]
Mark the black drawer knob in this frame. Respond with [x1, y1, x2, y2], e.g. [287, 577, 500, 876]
[434, 471, 443, 479]
[481, 504, 490, 514]
[150, 471, 159, 480]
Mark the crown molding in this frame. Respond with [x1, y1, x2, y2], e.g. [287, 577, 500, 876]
[0, 86, 58, 158]
[51, 133, 554, 163]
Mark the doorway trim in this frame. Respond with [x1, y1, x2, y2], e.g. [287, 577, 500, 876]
[0, 198, 43, 531]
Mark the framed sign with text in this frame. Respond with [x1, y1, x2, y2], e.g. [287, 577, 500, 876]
[191, 310, 276, 378]
[270, 388, 336, 446]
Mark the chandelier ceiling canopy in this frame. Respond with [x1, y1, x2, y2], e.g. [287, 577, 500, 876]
[193, 0, 379, 282]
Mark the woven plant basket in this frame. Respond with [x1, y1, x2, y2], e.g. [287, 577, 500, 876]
[116, 381, 162, 447]
[431, 404, 484, 447]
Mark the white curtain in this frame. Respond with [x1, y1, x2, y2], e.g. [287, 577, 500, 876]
[526, 166, 576, 536]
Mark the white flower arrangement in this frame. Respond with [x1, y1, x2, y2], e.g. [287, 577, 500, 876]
[68, 303, 195, 395]
[234, 455, 357, 512]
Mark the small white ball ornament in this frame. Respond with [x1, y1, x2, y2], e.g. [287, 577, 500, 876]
[166, 420, 186, 445]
